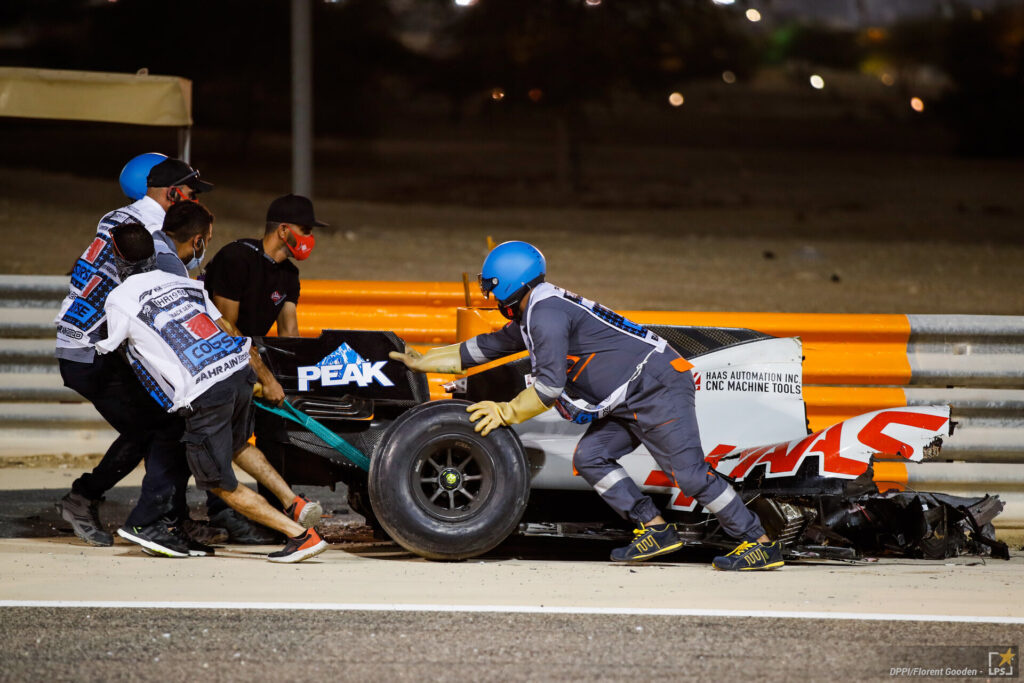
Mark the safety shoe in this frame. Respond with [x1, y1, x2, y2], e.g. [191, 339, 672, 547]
[610, 523, 683, 562]
[286, 494, 323, 529]
[56, 492, 113, 547]
[712, 540, 784, 571]
[209, 508, 282, 544]
[117, 522, 189, 558]
[182, 518, 229, 545]
[267, 529, 329, 564]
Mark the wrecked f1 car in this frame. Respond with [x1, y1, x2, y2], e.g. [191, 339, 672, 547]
[253, 326, 1007, 562]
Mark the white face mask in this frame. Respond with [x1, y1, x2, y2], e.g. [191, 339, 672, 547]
[185, 236, 206, 270]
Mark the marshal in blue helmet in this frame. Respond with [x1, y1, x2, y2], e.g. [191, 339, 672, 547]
[390, 239, 783, 571]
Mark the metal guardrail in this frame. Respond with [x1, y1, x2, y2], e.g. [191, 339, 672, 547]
[0, 275, 1021, 528]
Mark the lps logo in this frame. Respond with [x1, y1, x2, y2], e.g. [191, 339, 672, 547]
[989, 647, 1016, 677]
[297, 343, 394, 391]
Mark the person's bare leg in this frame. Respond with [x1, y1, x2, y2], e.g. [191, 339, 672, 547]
[232, 443, 295, 508]
[210, 484, 304, 537]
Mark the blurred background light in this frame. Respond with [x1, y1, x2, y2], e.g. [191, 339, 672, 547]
[745, 9, 761, 22]
[528, 88, 543, 103]
[910, 97, 925, 112]
[721, 70, 736, 84]
[668, 92, 684, 107]
[880, 73, 895, 86]
[809, 74, 825, 89]
[490, 87, 505, 101]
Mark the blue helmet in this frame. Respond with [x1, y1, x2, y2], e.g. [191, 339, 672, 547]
[478, 241, 546, 319]
[118, 153, 167, 200]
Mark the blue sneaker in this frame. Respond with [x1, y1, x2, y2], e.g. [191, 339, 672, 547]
[712, 540, 784, 571]
[610, 523, 683, 562]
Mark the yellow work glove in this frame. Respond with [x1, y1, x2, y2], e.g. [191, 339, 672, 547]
[388, 343, 463, 374]
[467, 385, 549, 436]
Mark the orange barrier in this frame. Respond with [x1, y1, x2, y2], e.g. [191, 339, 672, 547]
[291, 281, 915, 422]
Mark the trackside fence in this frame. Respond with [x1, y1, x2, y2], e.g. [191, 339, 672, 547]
[1, 275, 1021, 532]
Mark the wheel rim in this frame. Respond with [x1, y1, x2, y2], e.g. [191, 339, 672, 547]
[410, 436, 495, 522]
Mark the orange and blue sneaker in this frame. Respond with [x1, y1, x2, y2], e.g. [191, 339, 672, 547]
[286, 494, 323, 529]
[267, 528, 329, 564]
[712, 540, 784, 571]
[610, 523, 683, 562]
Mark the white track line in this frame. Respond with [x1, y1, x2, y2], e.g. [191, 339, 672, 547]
[2, 601, 1022, 623]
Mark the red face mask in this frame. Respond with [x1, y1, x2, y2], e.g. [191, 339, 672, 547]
[167, 186, 197, 204]
[285, 226, 315, 260]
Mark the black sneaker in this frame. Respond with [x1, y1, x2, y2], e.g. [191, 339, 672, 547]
[610, 523, 683, 562]
[712, 540, 784, 571]
[267, 529, 328, 564]
[117, 522, 189, 558]
[165, 520, 216, 557]
[56, 492, 113, 547]
[182, 518, 229, 545]
[209, 508, 282, 544]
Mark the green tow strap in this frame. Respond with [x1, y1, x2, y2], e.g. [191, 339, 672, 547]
[254, 399, 370, 472]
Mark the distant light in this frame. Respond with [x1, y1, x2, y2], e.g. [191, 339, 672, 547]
[809, 74, 825, 90]
[880, 73, 895, 87]
[745, 9, 761, 22]
[972, 8, 984, 20]
[585, 0, 602, 5]
[711, 0, 735, 4]
[721, 70, 736, 84]
[910, 97, 925, 112]
[490, 88, 506, 101]
[454, 0, 477, 6]
[528, 88, 543, 103]
[668, 92, 684, 107]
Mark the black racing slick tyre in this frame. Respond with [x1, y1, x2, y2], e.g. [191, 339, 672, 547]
[368, 399, 531, 561]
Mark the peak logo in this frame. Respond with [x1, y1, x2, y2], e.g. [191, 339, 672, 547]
[297, 343, 394, 391]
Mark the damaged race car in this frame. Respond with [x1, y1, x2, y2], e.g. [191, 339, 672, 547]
[253, 325, 1007, 562]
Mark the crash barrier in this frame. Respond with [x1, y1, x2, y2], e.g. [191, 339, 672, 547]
[1, 275, 1022, 529]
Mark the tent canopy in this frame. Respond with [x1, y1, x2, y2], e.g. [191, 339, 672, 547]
[0, 67, 192, 127]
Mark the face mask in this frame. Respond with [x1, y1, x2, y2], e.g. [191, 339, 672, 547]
[185, 236, 206, 270]
[167, 186, 197, 204]
[112, 252, 157, 281]
[285, 226, 315, 261]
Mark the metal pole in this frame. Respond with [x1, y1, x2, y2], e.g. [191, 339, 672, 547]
[291, 0, 313, 197]
[177, 126, 192, 164]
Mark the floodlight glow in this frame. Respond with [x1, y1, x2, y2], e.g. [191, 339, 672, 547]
[809, 74, 825, 89]
[454, 0, 477, 6]
[712, 0, 735, 5]
[746, 9, 761, 21]
[668, 92, 684, 107]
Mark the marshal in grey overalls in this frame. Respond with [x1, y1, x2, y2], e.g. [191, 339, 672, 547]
[460, 283, 765, 541]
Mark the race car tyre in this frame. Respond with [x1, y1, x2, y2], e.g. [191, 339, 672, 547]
[368, 399, 531, 560]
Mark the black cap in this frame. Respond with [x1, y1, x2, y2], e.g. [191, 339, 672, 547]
[147, 159, 214, 193]
[266, 194, 328, 228]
